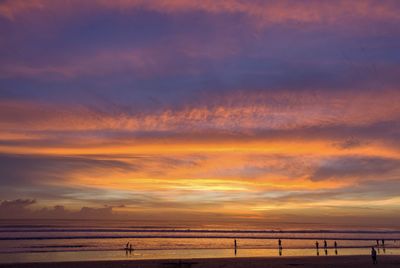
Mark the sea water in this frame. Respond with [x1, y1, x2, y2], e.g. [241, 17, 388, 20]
[0, 219, 399, 263]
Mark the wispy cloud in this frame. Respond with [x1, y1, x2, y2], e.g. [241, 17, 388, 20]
[1, 0, 399, 225]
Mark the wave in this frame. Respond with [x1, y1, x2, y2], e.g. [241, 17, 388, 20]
[1, 234, 400, 241]
[1, 228, 400, 234]
[28, 245, 86, 248]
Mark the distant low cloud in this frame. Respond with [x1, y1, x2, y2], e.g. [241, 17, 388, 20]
[0, 199, 37, 219]
[0, 199, 118, 219]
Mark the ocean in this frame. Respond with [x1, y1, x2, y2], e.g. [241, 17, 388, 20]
[1, 219, 399, 263]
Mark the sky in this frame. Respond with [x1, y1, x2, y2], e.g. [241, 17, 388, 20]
[0, 0, 400, 227]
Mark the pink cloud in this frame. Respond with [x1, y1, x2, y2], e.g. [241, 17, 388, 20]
[1, 89, 399, 134]
[2, 0, 399, 24]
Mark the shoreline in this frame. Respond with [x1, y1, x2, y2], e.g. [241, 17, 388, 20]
[1, 255, 400, 268]
[1, 247, 399, 264]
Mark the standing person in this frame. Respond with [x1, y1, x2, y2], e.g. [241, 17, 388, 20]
[234, 239, 237, 256]
[371, 247, 377, 264]
[376, 239, 379, 246]
[125, 242, 129, 256]
[315, 241, 319, 250]
[278, 239, 282, 256]
[334, 241, 338, 255]
[324, 240, 327, 249]
[382, 239, 385, 246]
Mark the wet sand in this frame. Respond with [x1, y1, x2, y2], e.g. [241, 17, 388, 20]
[0, 255, 399, 268]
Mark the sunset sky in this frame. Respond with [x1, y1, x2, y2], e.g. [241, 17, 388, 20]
[0, 0, 400, 226]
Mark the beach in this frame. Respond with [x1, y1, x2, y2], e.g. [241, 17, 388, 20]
[1, 255, 400, 268]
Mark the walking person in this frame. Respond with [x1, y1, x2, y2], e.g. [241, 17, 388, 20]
[371, 247, 377, 264]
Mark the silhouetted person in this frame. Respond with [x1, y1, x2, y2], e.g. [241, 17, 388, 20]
[125, 242, 129, 256]
[371, 247, 377, 264]
[129, 244, 133, 252]
[382, 239, 386, 254]
[334, 241, 337, 254]
[324, 240, 327, 249]
[278, 239, 282, 256]
[376, 240, 379, 246]
[325, 249, 328, 256]
[234, 239, 237, 256]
